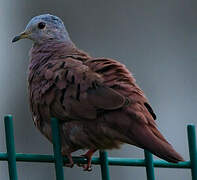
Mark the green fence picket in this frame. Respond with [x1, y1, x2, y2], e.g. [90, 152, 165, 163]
[100, 150, 110, 180]
[4, 115, 18, 180]
[144, 150, 155, 180]
[187, 125, 197, 180]
[51, 117, 64, 180]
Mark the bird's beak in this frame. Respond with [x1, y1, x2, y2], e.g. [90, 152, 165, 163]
[12, 31, 31, 43]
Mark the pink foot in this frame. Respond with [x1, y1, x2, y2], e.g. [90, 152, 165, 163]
[78, 149, 97, 171]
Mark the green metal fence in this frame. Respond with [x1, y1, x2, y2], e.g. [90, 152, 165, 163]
[1, 114, 197, 180]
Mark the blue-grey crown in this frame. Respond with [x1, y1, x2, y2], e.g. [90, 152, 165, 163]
[28, 14, 65, 29]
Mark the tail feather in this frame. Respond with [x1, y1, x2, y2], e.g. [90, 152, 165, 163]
[128, 123, 184, 163]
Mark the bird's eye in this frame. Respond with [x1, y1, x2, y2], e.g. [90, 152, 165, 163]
[38, 22, 46, 29]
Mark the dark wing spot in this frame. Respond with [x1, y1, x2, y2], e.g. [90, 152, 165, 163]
[144, 102, 156, 120]
[65, 70, 68, 78]
[60, 88, 67, 109]
[89, 59, 108, 63]
[55, 75, 59, 83]
[76, 84, 80, 101]
[96, 64, 116, 74]
[82, 72, 86, 80]
[92, 81, 97, 89]
[60, 62, 65, 69]
[71, 75, 75, 84]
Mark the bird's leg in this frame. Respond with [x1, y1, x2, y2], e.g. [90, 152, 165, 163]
[65, 154, 74, 168]
[62, 151, 74, 168]
[78, 149, 97, 171]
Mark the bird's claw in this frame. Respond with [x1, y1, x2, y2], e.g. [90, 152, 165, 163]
[76, 155, 92, 171]
[64, 162, 74, 168]
[62, 153, 74, 168]
[77, 149, 96, 171]
[77, 163, 92, 171]
[76, 163, 83, 167]
[83, 164, 92, 171]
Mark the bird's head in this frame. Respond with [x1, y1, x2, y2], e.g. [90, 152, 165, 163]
[12, 14, 71, 44]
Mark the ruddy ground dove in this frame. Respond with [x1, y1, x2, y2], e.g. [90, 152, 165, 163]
[12, 14, 184, 171]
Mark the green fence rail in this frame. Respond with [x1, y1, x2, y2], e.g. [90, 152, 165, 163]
[1, 115, 197, 180]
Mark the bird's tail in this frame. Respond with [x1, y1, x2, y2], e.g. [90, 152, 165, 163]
[127, 123, 184, 163]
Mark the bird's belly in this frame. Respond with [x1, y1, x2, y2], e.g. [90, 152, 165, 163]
[61, 121, 124, 152]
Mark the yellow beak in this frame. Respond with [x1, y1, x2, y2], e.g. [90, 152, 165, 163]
[12, 31, 30, 43]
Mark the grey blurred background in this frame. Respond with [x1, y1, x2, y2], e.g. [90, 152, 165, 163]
[0, 0, 197, 179]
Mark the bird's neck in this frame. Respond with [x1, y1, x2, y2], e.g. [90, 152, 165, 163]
[28, 40, 90, 70]
[31, 40, 76, 57]
[29, 41, 77, 65]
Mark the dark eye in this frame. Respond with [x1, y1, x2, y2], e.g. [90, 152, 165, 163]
[38, 22, 46, 29]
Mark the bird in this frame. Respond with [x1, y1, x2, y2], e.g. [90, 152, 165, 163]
[12, 14, 184, 171]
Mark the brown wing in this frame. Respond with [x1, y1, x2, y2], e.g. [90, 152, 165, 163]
[39, 56, 126, 121]
[84, 58, 183, 162]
